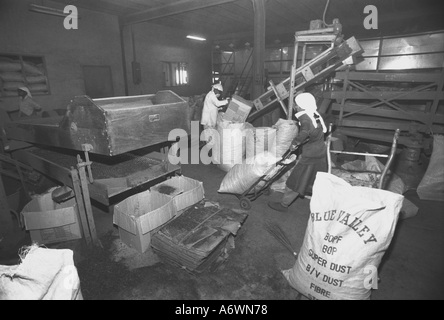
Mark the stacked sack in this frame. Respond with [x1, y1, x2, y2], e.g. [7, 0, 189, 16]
[258, 119, 299, 192]
[245, 126, 277, 159]
[213, 112, 253, 172]
[218, 118, 299, 195]
[0, 57, 48, 97]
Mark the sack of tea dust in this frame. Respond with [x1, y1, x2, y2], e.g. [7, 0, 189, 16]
[283, 172, 404, 300]
[0, 245, 83, 300]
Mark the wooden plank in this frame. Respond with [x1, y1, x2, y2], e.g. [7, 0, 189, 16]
[0, 173, 13, 230]
[428, 71, 444, 127]
[296, 34, 339, 43]
[334, 71, 443, 83]
[12, 149, 73, 188]
[0, 168, 21, 181]
[268, 80, 288, 117]
[339, 119, 444, 133]
[71, 168, 92, 247]
[332, 103, 444, 124]
[327, 91, 444, 100]
[122, 0, 239, 25]
[341, 119, 413, 130]
[78, 165, 100, 247]
[335, 127, 429, 146]
[318, 98, 332, 114]
[87, 181, 112, 207]
[5, 91, 190, 157]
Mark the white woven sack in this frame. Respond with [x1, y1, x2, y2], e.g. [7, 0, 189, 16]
[0, 72, 24, 82]
[214, 115, 248, 172]
[283, 172, 403, 300]
[0, 245, 83, 300]
[0, 61, 21, 73]
[245, 127, 277, 159]
[218, 151, 279, 195]
[273, 119, 299, 158]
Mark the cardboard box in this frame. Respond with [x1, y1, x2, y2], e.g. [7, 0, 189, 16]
[150, 176, 204, 213]
[113, 190, 176, 253]
[21, 192, 82, 245]
[223, 95, 253, 123]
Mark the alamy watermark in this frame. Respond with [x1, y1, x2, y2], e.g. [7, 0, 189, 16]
[61, 5, 378, 31]
[363, 265, 379, 290]
[168, 121, 278, 166]
[363, 5, 378, 30]
[63, 5, 78, 30]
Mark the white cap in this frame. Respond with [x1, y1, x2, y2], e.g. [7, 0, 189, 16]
[212, 82, 223, 91]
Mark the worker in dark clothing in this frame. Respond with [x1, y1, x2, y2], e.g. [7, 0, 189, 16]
[268, 92, 328, 212]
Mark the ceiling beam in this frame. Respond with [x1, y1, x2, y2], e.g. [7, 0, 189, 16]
[122, 0, 240, 26]
[213, 4, 444, 42]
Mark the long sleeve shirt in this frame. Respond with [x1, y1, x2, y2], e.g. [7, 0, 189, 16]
[200, 90, 229, 127]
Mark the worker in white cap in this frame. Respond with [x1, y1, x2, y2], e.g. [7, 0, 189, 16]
[200, 81, 230, 144]
[17, 86, 42, 118]
[268, 92, 328, 212]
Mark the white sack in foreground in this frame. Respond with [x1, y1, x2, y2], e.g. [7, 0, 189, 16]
[0, 245, 83, 300]
[283, 172, 404, 300]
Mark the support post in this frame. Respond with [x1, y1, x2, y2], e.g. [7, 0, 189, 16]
[0, 173, 14, 233]
[71, 167, 92, 247]
[251, 0, 266, 124]
[288, 34, 299, 119]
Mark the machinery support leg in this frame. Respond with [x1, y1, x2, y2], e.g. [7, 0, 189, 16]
[77, 165, 100, 247]
[71, 168, 93, 247]
[0, 173, 14, 233]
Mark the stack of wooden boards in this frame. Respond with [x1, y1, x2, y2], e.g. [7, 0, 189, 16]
[151, 200, 248, 273]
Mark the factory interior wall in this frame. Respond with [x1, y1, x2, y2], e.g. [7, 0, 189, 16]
[121, 22, 213, 97]
[0, 0, 125, 116]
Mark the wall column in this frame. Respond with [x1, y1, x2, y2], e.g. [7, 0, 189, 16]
[251, 0, 266, 101]
[251, 0, 267, 125]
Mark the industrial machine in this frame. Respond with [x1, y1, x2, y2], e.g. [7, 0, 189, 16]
[248, 19, 363, 122]
[321, 30, 444, 189]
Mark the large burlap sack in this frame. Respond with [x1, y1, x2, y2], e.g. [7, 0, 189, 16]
[283, 172, 404, 300]
[0, 61, 21, 73]
[0, 245, 83, 300]
[26, 75, 47, 84]
[218, 151, 279, 194]
[245, 127, 277, 159]
[29, 83, 49, 92]
[22, 62, 44, 75]
[0, 72, 24, 82]
[3, 81, 25, 91]
[273, 119, 299, 158]
[417, 134, 444, 201]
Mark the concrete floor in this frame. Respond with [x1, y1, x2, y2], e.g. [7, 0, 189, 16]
[1, 155, 444, 300]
